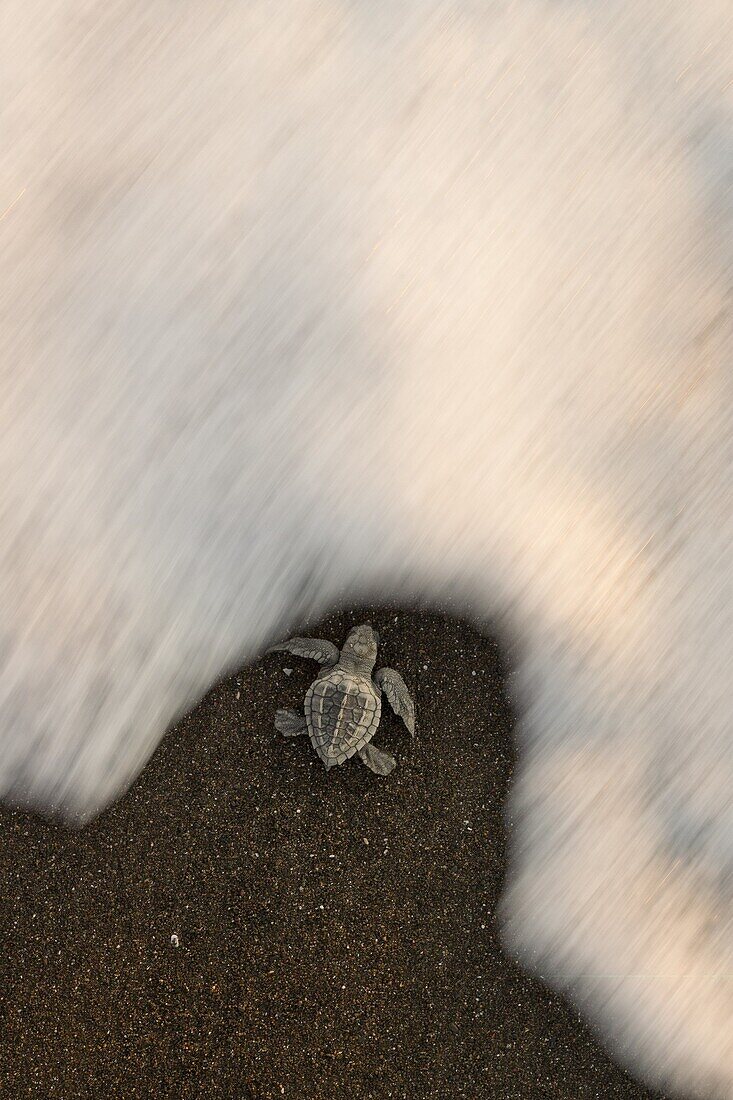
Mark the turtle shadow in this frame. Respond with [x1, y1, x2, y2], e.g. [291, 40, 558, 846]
[0, 606, 681, 1099]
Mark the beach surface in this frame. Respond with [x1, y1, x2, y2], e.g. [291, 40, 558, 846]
[1, 608, 678, 1099]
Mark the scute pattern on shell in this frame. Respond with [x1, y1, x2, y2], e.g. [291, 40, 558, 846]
[305, 669, 381, 766]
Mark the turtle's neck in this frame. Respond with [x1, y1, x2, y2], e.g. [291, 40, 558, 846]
[337, 652, 377, 678]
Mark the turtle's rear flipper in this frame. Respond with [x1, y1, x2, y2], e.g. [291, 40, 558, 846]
[274, 709, 308, 737]
[358, 743, 397, 776]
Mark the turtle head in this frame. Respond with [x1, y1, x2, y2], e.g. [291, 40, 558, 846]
[342, 623, 379, 667]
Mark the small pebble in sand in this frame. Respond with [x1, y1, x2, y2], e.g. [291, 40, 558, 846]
[170, 933, 179, 948]
[283, 668, 293, 676]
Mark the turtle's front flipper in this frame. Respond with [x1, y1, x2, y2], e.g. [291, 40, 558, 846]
[374, 668, 416, 734]
[274, 709, 308, 737]
[266, 637, 339, 666]
[358, 742, 397, 776]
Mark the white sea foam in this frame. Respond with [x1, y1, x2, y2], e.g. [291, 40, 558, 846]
[1, 3, 732, 1094]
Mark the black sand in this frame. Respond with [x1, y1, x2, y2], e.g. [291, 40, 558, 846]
[0, 608, 678, 1099]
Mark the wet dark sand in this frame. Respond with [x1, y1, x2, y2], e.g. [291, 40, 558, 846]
[0, 608, 679, 1099]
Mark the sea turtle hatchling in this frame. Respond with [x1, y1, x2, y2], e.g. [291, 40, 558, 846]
[267, 623, 415, 775]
